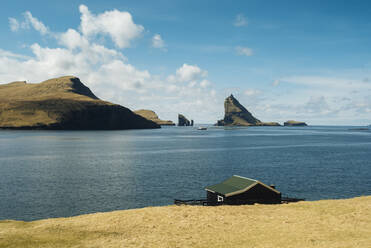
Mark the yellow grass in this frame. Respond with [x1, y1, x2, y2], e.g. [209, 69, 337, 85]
[0, 196, 370, 248]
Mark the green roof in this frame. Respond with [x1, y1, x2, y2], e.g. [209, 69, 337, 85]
[205, 175, 258, 196]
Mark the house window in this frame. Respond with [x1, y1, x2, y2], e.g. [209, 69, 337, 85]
[217, 195, 224, 202]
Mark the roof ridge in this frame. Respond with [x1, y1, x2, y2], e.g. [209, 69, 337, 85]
[233, 175, 257, 182]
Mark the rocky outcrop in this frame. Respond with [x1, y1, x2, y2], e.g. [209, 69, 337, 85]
[284, 120, 308, 126]
[259, 122, 281, 126]
[216, 94, 280, 126]
[178, 114, 193, 126]
[0, 76, 160, 130]
[134, 109, 175, 126]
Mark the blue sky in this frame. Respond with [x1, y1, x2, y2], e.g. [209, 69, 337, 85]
[1, 0, 371, 125]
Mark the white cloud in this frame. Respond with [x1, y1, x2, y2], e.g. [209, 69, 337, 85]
[200, 79, 211, 88]
[188, 81, 197, 87]
[152, 34, 166, 49]
[168, 64, 208, 83]
[9, 12, 50, 35]
[58, 29, 89, 50]
[234, 14, 248, 27]
[0, 49, 29, 59]
[236, 46, 253, 56]
[305, 96, 331, 114]
[23, 11, 49, 35]
[79, 4, 144, 48]
[8, 18, 20, 32]
[244, 89, 261, 96]
[9, 5, 144, 49]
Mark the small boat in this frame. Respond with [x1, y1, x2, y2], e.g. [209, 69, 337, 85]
[197, 126, 207, 130]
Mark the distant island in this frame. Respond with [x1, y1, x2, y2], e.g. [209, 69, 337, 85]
[284, 120, 308, 126]
[178, 114, 193, 126]
[216, 94, 280, 126]
[0, 76, 160, 130]
[134, 109, 175, 126]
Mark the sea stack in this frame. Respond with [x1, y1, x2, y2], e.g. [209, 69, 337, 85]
[178, 114, 193, 126]
[284, 120, 308, 126]
[216, 94, 280, 126]
[134, 109, 175, 126]
[0, 76, 160, 130]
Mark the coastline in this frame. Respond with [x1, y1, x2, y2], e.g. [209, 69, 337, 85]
[1, 196, 370, 248]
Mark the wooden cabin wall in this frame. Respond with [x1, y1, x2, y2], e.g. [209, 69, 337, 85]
[225, 184, 281, 205]
[207, 191, 224, 206]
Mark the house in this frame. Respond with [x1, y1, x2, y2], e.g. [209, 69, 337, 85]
[205, 175, 281, 205]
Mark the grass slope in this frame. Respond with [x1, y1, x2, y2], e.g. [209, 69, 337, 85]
[0, 196, 370, 248]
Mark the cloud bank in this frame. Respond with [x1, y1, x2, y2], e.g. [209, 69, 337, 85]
[152, 34, 166, 49]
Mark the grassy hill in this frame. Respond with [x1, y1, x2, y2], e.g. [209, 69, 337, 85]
[0, 196, 369, 248]
[134, 109, 175, 126]
[0, 76, 159, 130]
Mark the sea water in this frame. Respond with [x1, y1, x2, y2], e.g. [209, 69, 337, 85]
[0, 126, 370, 221]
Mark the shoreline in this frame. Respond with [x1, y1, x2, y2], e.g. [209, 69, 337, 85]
[1, 196, 370, 247]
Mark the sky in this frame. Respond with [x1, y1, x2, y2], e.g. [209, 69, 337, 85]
[0, 0, 371, 125]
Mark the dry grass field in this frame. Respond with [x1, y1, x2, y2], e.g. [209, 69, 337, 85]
[0, 196, 370, 248]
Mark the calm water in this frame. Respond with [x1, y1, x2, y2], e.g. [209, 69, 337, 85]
[0, 126, 370, 221]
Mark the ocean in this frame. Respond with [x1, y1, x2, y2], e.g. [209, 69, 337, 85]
[0, 125, 370, 221]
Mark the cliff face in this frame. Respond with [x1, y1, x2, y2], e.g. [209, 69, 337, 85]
[284, 120, 308, 126]
[178, 114, 193, 126]
[134, 109, 175, 126]
[216, 94, 280, 126]
[0, 76, 160, 130]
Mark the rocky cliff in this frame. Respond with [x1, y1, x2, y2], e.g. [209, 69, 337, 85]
[284, 120, 308, 126]
[0, 76, 160, 130]
[216, 94, 280, 126]
[134, 109, 175, 126]
[178, 114, 193, 126]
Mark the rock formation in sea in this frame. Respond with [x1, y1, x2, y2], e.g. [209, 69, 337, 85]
[134, 109, 175, 126]
[178, 114, 193, 126]
[0, 76, 160, 130]
[216, 94, 280, 126]
[284, 120, 308, 126]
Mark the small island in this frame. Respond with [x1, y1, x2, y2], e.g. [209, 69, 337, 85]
[134, 109, 175, 126]
[178, 114, 193, 126]
[0, 76, 160, 130]
[216, 94, 280, 126]
[284, 120, 308, 126]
